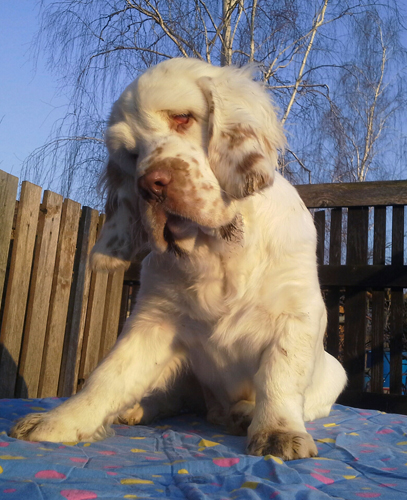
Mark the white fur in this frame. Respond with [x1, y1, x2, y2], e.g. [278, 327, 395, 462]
[11, 59, 346, 460]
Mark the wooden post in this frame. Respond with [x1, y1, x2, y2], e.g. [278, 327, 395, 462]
[343, 206, 369, 391]
[370, 206, 386, 393]
[0, 181, 42, 397]
[38, 198, 81, 398]
[16, 190, 63, 398]
[0, 171, 18, 306]
[58, 206, 99, 397]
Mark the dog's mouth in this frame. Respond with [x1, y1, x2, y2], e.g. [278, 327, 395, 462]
[165, 214, 194, 238]
[163, 214, 197, 257]
[142, 200, 243, 257]
[163, 212, 243, 257]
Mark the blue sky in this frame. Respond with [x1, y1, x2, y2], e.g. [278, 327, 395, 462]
[0, 2, 68, 179]
[1, 3, 406, 186]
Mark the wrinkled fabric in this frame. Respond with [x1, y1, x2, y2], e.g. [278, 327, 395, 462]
[1, 399, 407, 499]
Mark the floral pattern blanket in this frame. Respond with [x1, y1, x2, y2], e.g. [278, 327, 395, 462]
[1, 399, 407, 499]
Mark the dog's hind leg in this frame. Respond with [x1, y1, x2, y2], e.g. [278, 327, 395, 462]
[116, 368, 206, 425]
[227, 400, 255, 436]
[303, 351, 347, 422]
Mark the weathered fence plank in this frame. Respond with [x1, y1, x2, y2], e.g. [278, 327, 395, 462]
[38, 198, 82, 398]
[58, 206, 99, 397]
[325, 208, 342, 359]
[78, 215, 109, 390]
[0, 171, 18, 304]
[343, 206, 369, 391]
[0, 181, 42, 398]
[296, 180, 407, 208]
[318, 264, 407, 287]
[16, 190, 63, 398]
[118, 283, 131, 335]
[314, 211, 325, 266]
[390, 206, 404, 395]
[370, 206, 386, 393]
[99, 269, 125, 361]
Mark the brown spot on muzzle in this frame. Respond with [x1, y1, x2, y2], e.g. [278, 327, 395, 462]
[144, 157, 192, 195]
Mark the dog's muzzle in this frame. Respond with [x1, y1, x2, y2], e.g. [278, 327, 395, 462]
[137, 169, 172, 202]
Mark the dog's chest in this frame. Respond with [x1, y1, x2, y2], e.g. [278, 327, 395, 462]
[178, 250, 250, 323]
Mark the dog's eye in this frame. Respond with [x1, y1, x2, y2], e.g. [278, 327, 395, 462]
[172, 114, 192, 125]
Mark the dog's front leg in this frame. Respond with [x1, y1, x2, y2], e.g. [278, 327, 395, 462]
[10, 306, 182, 443]
[247, 315, 320, 460]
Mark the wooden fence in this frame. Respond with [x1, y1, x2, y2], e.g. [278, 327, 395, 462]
[0, 169, 407, 412]
[0, 170, 127, 399]
[297, 181, 407, 413]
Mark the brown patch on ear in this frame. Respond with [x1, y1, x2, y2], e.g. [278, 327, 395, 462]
[236, 152, 264, 173]
[222, 125, 257, 149]
[235, 153, 272, 197]
[242, 171, 271, 197]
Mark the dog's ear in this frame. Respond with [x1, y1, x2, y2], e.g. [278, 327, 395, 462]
[90, 159, 148, 271]
[198, 68, 285, 198]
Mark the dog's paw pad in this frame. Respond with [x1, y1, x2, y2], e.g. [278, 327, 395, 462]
[10, 413, 48, 441]
[247, 430, 318, 461]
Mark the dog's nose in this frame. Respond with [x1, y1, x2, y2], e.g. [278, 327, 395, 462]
[137, 170, 172, 201]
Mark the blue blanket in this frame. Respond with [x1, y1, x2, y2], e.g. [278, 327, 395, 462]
[1, 398, 407, 499]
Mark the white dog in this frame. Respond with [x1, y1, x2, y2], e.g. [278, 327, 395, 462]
[11, 58, 346, 460]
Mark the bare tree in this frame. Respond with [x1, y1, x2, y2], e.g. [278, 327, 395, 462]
[22, 0, 407, 205]
[318, 11, 406, 183]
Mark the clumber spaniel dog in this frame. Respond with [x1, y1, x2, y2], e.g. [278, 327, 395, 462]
[11, 58, 346, 460]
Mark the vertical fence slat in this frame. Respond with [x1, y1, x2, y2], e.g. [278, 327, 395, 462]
[370, 206, 386, 393]
[0, 171, 18, 306]
[98, 269, 125, 362]
[38, 198, 82, 398]
[390, 205, 404, 395]
[77, 215, 109, 391]
[0, 181, 42, 398]
[314, 210, 325, 266]
[326, 208, 342, 358]
[16, 191, 63, 398]
[118, 283, 131, 337]
[58, 206, 99, 397]
[344, 206, 369, 391]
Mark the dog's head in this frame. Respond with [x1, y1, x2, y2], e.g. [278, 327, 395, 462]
[91, 58, 285, 270]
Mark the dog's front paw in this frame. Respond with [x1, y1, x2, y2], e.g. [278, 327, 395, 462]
[10, 412, 112, 443]
[247, 430, 318, 461]
[10, 413, 76, 443]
